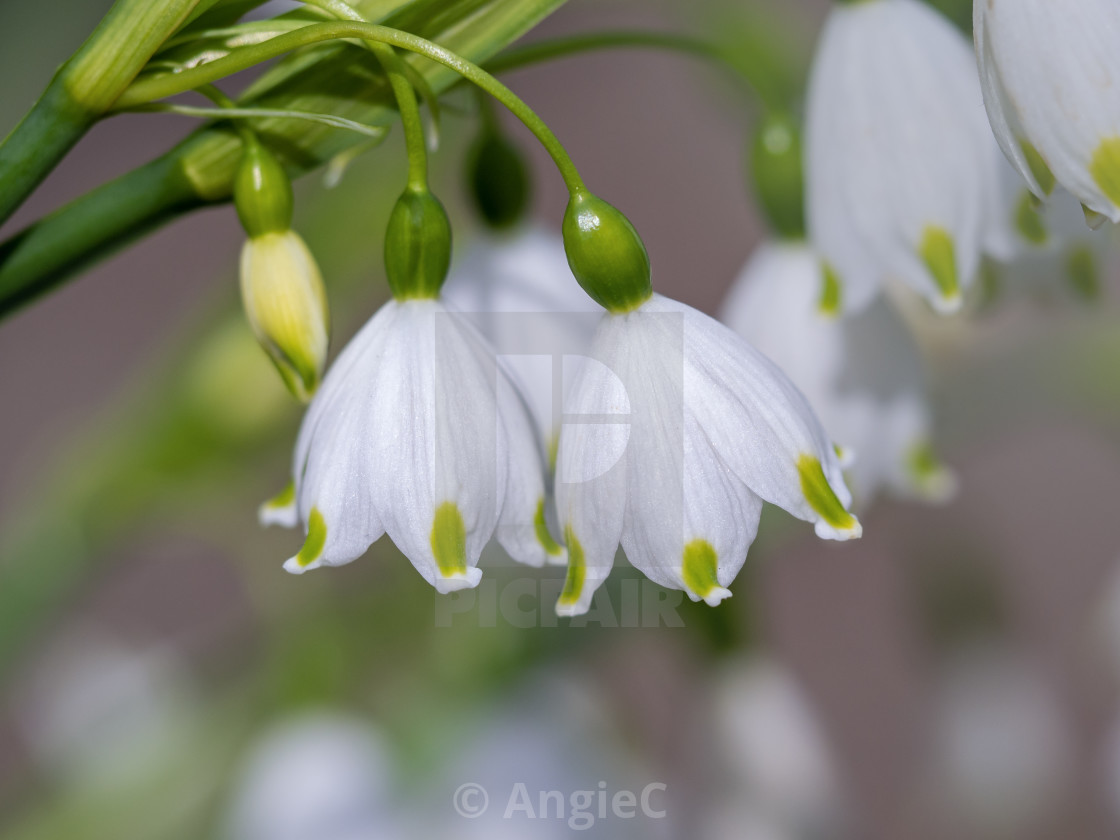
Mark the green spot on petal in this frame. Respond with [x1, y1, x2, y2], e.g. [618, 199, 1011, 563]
[919, 226, 960, 307]
[264, 480, 295, 510]
[797, 454, 858, 533]
[430, 502, 468, 578]
[1020, 139, 1056, 196]
[819, 263, 843, 316]
[1067, 244, 1100, 301]
[558, 525, 586, 608]
[1014, 190, 1048, 245]
[296, 507, 327, 567]
[906, 441, 941, 483]
[534, 498, 563, 557]
[682, 539, 722, 602]
[1090, 136, 1120, 210]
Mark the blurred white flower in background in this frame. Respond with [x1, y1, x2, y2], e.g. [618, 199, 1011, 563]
[222, 713, 404, 840]
[722, 241, 956, 508]
[975, 0, 1120, 224]
[704, 657, 850, 840]
[442, 225, 600, 457]
[805, 0, 1006, 314]
[13, 627, 195, 789]
[923, 645, 1074, 840]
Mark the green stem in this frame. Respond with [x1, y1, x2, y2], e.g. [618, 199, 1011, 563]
[115, 21, 587, 194]
[300, 0, 428, 189]
[0, 0, 210, 227]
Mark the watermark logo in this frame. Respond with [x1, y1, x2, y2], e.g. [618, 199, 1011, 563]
[452, 781, 668, 829]
[435, 575, 685, 628]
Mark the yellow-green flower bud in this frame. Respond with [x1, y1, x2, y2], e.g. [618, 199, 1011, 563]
[467, 128, 531, 230]
[234, 140, 294, 238]
[240, 230, 330, 403]
[384, 187, 453, 300]
[561, 192, 652, 313]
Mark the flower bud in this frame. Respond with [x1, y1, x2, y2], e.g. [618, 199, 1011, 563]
[467, 128, 531, 230]
[561, 192, 652, 313]
[240, 230, 330, 403]
[751, 112, 805, 240]
[384, 187, 453, 299]
[234, 140, 294, 238]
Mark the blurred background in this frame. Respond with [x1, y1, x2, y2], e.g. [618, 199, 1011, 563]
[4, 0, 1120, 838]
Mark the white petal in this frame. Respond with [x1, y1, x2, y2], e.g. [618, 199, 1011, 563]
[554, 316, 629, 616]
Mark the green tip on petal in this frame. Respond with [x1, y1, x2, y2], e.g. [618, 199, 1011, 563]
[1019, 139, 1056, 197]
[1083, 203, 1109, 230]
[904, 441, 958, 503]
[1014, 190, 1048, 246]
[681, 539, 732, 606]
[534, 498, 565, 559]
[797, 454, 861, 539]
[430, 501, 468, 578]
[284, 506, 327, 572]
[919, 226, 961, 312]
[819, 263, 843, 317]
[1090, 136, 1120, 212]
[556, 525, 586, 615]
[1067, 244, 1100, 301]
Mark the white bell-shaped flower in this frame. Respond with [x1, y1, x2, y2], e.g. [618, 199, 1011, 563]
[722, 241, 956, 506]
[554, 293, 860, 617]
[805, 0, 1005, 314]
[264, 296, 559, 592]
[975, 0, 1120, 224]
[441, 225, 599, 457]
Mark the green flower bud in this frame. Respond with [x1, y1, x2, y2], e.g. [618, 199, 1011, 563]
[750, 112, 805, 240]
[384, 188, 453, 300]
[233, 140, 294, 238]
[240, 230, 330, 403]
[562, 192, 652, 313]
[468, 129, 531, 230]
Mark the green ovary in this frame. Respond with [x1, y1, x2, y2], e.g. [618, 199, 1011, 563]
[1090, 137, 1120, 209]
[296, 507, 327, 567]
[919, 226, 960, 304]
[557, 525, 586, 607]
[797, 454, 857, 532]
[430, 502, 468, 577]
[681, 540, 722, 601]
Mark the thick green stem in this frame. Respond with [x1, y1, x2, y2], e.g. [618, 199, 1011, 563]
[0, 154, 206, 314]
[0, 0, 209, 226]
[116, 21, 586, 194]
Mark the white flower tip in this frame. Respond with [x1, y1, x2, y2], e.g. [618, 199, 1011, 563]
[905, 442, 959, 504]
[930, 291, 963, 315]
[258, 481, 298, 529]
[701, 587, 733, 608]
[814, 517, 863, 542]
[434, 567, 483, 594]
[546, 547, 569, 567]
[555, 599, 590, 619]
[834, 442, 857, 469]
[283, 555, 318, 575]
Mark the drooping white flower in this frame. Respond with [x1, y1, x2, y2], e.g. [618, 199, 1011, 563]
[263, 296, 559, 591]
[554, 293, 860, 617]
[441, 225, 599, 456]
[975, 0, 1120, 224]
[721, 241, 956, 506]
[805, 0, 1006, 314]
